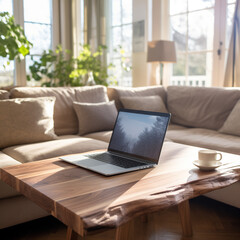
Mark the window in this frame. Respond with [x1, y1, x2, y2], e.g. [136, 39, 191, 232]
[109, 0, 132, 86]
[24, 0, 52, 86]
[74, 0, 133, 87]
[0, 0, 14, 87]
[0, 0, 54, 87]
[169, 0, 236, 87]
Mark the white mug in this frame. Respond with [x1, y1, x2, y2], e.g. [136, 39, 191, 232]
[198, 149, 222, 167]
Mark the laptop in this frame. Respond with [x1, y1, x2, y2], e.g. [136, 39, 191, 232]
[60, 109, 171, 176]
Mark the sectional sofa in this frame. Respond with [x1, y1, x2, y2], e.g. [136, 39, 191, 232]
[0, 85, 240, 229]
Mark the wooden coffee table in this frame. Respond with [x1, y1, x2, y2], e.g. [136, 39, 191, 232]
[1, 142, 240, 240]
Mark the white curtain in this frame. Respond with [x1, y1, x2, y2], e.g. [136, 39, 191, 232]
[224, 0, 240, 87]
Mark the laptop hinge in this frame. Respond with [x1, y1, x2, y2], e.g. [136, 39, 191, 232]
[108, 151, 155, 165]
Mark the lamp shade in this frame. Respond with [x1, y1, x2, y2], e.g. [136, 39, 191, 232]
[147, 40, 177, 63]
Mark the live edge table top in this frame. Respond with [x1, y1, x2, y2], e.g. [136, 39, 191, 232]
[1, 142, 240, 237]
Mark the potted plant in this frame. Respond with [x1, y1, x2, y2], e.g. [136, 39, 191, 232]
[27, 44, 132, 87]
[27, 45, 75, 87]
[28, 44, 113, 87]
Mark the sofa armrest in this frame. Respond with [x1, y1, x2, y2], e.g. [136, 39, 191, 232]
[0, 152, 21, 199]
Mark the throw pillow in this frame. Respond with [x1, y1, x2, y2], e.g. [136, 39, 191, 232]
[219, 100, 240, 136]
[73, 101, 118, 135]
[0, 97, 57, 149]
[120, 95, 168, 113]
[0, 90, 10, 100]
[107, 86, 166, 110]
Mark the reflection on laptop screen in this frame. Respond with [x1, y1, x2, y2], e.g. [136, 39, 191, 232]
[108, 111, 169, 162]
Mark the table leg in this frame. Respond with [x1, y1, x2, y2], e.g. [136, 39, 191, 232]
[115, 222, 130, 240]
[178, 200, 193, 237]
[66, 227, 80, 240]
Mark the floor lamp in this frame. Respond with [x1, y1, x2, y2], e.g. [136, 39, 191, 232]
[147, 40, 176, 85]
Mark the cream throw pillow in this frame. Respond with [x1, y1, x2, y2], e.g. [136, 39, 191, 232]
[219, 100, 240, 136]
[73, 101, 118, 135]
[0, 97, 57, 149]
[120, 95, 168, 113]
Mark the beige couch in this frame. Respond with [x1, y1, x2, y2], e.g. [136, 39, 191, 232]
[0, 85, 239, 229]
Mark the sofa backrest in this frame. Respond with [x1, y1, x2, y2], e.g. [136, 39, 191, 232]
[167, 86, 240, 130]
[0, 90, 10, 100]
[10, 86, 108, 135]
[107, 85, 167, 110]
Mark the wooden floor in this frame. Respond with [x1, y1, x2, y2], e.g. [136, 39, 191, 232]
[0, 196, 239, 240]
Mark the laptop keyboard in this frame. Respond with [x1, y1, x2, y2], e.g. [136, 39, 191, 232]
[86, 153, 148, 169]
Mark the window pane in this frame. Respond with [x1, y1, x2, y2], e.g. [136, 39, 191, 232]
[173, 53, 186, 76]
[112, 58, 122, 82]
[0, 0, 13, 14]
[188, 53, 206, 76]
[110, 0, 132, 87]
[228, 0, 236, 3]
[24, 0, 51, 24]
[122, 25, 132, 53]
[188, 9, 214, 51]
[122, 0, 132, 24]
[24, 23, 51, 55]
[112, 0, 121, 26]
[112, 27, 121, 56]
[188, 0, 214, 12]
[188, 52, 212, 87]
[0, 58, 14, 86]
[171, 14, 187, 51]
[170, 0, 187, 15]
[226, 3, 235, 49]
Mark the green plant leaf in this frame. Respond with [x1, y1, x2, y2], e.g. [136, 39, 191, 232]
[18, 45, 29, 56]
[0, 12, 32, 65]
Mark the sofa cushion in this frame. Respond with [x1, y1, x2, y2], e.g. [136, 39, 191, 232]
[73, 101, 118, 135]
[0, 90, 10, 100]
[219, 100, 240, 136]
[10, 86, 108, 135]
[2, 136, 108, 163]
[107, 86, 167, 110]
[0, 152, 21, 168]
[167, 86, 240, 130]
[84, 131, 113, 143]
[166, 127, 240, 155]
[167, 124, 187, 131]
[75, 86, 109, 103]
[0, 152, 21, 199]
[120, 95, 168, 113]
[0, 97, 57, 149]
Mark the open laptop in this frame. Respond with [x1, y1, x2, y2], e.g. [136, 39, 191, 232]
[60, 109, 171, 176]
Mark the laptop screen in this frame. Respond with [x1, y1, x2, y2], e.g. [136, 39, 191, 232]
[108, 109, 170, 163]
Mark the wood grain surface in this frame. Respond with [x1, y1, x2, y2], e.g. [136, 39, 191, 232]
[1, 142, 240, 237]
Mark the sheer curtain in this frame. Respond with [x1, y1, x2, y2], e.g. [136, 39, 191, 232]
[224, 0, 240, 87]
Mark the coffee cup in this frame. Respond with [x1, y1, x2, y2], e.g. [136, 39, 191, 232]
[198, 149, 222, 167]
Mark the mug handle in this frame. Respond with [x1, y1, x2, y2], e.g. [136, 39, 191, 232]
[216, 153, 222, 161]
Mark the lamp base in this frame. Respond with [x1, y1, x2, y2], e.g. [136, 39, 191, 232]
[160, 62, 164, 85]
